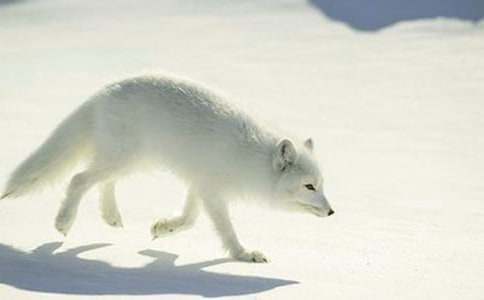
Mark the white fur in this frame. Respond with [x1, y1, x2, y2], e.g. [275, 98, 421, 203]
[1, 74, 333, 262]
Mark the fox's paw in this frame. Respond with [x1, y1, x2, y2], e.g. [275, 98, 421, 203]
[233, 250, 269, 263]
[102, 209, 123, 228]
[151, 219, 179, 240]
[55, 212, 75, 236]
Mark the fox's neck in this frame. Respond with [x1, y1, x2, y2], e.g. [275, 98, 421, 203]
[229, 127, 280, 201]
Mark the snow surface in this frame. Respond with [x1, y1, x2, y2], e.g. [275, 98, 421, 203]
[1, 0, 484, 299]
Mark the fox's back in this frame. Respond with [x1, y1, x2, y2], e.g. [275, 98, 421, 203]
[95, 75, 240, 129]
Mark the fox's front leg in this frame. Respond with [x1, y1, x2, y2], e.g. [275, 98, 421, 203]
[202, 193, 268, 263]
[151, 190, 200, 239]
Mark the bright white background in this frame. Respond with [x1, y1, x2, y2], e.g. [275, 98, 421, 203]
[1, 0, 483, 299]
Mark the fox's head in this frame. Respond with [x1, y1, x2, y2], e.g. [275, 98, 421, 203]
[272, 138, 334, 217]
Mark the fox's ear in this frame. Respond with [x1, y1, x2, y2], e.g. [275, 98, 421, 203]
[304, 138, 314, 151]
[273, 138, 297, 172]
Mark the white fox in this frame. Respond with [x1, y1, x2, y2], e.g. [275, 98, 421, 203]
[1, 75, 334, 263]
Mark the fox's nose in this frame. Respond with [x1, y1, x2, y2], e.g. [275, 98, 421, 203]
[328, 209, 335, 216]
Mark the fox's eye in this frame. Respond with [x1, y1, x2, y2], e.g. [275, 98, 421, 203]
[304, 184, 315, 191]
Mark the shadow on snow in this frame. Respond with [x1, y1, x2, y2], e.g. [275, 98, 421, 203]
[0, 242, 297, 297]
[0, 0, 27, 6]
[309, 0, 484, 31]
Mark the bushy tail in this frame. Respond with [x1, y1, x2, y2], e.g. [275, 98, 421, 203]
[1, 102, 93, 199]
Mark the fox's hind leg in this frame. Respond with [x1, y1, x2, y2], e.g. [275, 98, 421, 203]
[55, 164, 122, 236]
[151, 189, 200, 239]
[99, 181, 123, 228]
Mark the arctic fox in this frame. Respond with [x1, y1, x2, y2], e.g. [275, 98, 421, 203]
[1, 75, 334, 263]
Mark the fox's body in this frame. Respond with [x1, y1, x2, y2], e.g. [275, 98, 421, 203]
[91, 76, 278, 198]
[2, 75, 333, 262]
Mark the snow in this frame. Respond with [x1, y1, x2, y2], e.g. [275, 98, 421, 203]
[1, 0, 484, 299]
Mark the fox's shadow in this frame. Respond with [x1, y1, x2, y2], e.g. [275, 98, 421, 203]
[0, 242, 297, 297]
